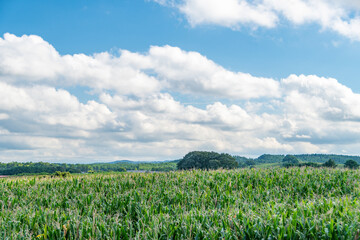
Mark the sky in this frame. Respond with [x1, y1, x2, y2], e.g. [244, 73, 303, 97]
[0, 0, 360, 163]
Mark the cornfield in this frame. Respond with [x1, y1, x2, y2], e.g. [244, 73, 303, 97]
[1, 168, 360, 239]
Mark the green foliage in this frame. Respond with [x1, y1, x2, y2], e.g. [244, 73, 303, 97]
[0, 162, 89, 175]
[0, 161, 176, 176]
[177, 151, 238, 170]
[151, 166, 174, 172]
[1, 169, 360, 239]
[323, 159, 337, 168]
[234, 156, 255, 168]
[53, 171, 71, 177]
[298, 162, 322, 168]
[237, 159, 256, 168]
[344, 160, 359, 169]
[2, 154, 358, 176]
[256, 154, 284, 163]
[235, 154, 360, 165]
[282, 155, 300, 165]
[296, 154, 360, 164]
[245, 159, 256, 166]
[233, 156, 252, 162]
[283, 163, 298, 168]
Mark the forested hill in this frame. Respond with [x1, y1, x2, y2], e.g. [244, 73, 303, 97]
[296, 154, 360, 163]
[234, 154, 360, 164]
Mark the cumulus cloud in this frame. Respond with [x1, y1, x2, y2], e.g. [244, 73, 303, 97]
[143, 46, 280, 99]
[118, 45, 280, 99]
[0, 33, 161, 96]
[282, 74, 360, 121]
[0, 33, 279, 99]
[154, 0, 360, 41]
[0, 82, 119, 130]
[279, 74, 360, 146]
[180, 0, 278, 28]
[1, 33, 360, 162]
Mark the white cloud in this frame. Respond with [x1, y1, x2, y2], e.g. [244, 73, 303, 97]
[277, 74, 360, 149]
[0, 34, 279, 100]
[154, 0, 360, 41]
[1, 33, 360, 162]
[330, 0, 360, 10]
[0, 81, 119, 131]
[282, 74, 360, 121]
[0, 33, 161, 96]
[121, 45, 281, 99]
[180, 0, 278, 28]
[0, 114, 9, 120]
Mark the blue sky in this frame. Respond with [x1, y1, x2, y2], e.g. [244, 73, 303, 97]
[1, 0, 360, 162]
[2, 0, 360, 89]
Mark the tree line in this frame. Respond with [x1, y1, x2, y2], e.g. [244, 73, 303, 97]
[0, 161, 177, 176]
[236, 154, 360, 165]
[1, 152, 359, 175]
[281, 155, 359, 169]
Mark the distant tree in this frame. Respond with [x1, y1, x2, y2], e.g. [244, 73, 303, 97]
[233, 156, 255, 168]
[245, 159, 256, 166]
[298, 162, 321, 168]
[323, 159, 337, 168]
[344, 160, 359, 169]
[283, 163, 298, 168]
[256, 154, 285, 164]
[282, 155, 300, 165]
[237, 162, 247, 168]
[177, 151, 238, 170]
[54, 171, 71, 177]
[209, 159, 221, 169]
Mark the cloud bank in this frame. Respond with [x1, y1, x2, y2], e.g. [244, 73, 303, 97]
[0, 33, 360, 162]
[154, 0, 360, 41]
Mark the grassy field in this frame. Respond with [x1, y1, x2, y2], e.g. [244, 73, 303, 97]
[1, 168, 360, 239]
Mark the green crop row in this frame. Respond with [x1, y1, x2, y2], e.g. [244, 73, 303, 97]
[0, 168, 360, 239]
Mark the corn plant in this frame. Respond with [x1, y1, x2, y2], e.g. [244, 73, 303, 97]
[0, 168, 360, 239]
